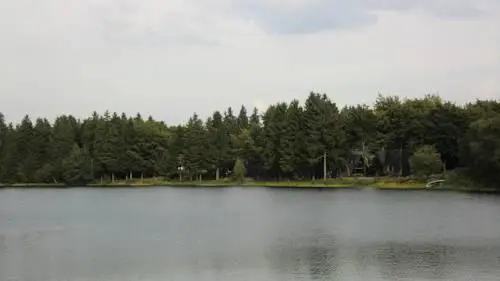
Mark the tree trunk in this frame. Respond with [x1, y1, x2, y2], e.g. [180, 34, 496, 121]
[399, 143, 403, 177]
[111, 173, 115, 183]
[323, 151, 327, 181]
[90, 159, 94, 180]
[141, 173, 144, 182]
[362, 141, 368, 176]
[345, 163, 351, 177]
[216, 168, 220, 181]
[129, 171, 133, 181]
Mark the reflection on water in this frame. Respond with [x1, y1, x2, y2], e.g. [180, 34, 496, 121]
[1, 188, 500, 281]
[373, 242, 454, 280]
[267, 231, 339, 280]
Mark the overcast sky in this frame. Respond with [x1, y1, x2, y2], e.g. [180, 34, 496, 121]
[1, 0, 499, 124]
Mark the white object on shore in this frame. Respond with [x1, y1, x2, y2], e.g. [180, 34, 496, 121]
[426, 179, 446, 188]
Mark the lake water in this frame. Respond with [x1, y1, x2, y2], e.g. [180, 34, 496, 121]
[1, 187, 499, 281]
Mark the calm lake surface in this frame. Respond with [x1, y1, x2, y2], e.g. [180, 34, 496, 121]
[1, 187, 500, 281]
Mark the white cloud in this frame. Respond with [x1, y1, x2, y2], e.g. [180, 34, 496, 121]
[0, 0, 498, 124]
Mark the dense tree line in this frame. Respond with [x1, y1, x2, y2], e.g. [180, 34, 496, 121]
[0, 93, 499, 187]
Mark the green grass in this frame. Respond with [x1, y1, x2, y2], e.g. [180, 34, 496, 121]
[87, 177, 427, 189]
[1, 177, 496, 192]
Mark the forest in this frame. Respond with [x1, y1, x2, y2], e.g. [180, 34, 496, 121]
[0, 92, 499, 188]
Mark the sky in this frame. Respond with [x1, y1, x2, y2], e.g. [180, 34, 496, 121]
[0, 0, 499, 124]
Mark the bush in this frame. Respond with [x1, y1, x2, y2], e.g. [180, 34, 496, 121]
[233, 158, 246, 183]
[409, 145, 443, 180]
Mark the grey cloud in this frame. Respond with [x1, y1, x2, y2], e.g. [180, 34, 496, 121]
[240, 3, 377, 34]
[235, 0, 499, 34]
[0, 0, 498, 124]
[97, 19, 220, 48]
[3, 0, 495, 45]
[88, 1, 221, 47]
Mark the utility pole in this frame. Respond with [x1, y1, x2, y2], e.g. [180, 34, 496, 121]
[177, 154, 184, 183]
[178, 166, 184, 182]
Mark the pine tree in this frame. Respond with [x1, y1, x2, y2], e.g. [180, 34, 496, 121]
[262, 103, 287, 179]
[16, 115, 37, 181]
[0, 92, 498, 188]
[61, 144, 93, 185]
[237, 105, 249, 131]
[206, 111, 228, 180]
[0, 114, 11, 182]
[32, 118, 52, 182]
[50, 115, 79, 181]
[279, 100, 304, 178]
[183, 113, 209, 180]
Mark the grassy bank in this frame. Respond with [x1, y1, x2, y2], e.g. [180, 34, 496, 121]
[0, 182, 66, 188]
[84, 176, 428, 189]
[2, 177, 426, 189]
[1, 177, 497, 193]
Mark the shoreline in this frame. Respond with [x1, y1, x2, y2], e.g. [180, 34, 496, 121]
[0, 180, 498, 193]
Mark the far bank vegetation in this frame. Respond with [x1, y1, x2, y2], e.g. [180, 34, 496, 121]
[0, 93, 499, 189]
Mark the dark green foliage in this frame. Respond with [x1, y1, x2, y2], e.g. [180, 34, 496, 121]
[279, 100, 304, 178]
[409, 145, 443, 179]
[61, 144, 93, 185]
[237, 105, 249, 131]
[233, 158, 246, 183]
[0, 116, 16, 182]
[459, 115, 500, 186]
[49, 115, 79, 181]
[183, 113, 209, 180]
[424, 102, 467, 170]
[0, 93, 498, 188]
[206, 111, 227, 180]
[302, 93, 342, 180]
[16, 115, 37, 182]
[262, 103, 287, 178]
